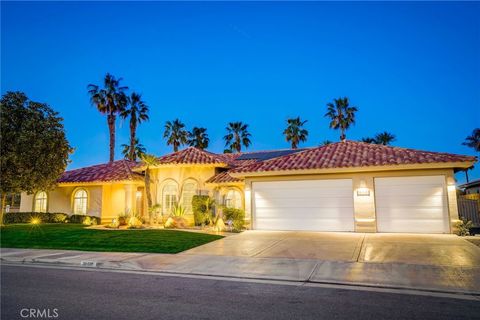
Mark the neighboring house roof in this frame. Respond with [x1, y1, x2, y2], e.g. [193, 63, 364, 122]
[155, 147, 227, 166]
[458, 178, 480, 189]
[230, 141, 476, 174]
[206, 171, 243, 184]
[58, 160, 143, 184]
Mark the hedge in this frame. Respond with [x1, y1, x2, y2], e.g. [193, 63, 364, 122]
[3, 212, 100, 225]
[3, 212, 68, 224]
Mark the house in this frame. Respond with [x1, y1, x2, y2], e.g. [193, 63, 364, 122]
[19, 141, 476, 234]
[458, 179, 480, 195]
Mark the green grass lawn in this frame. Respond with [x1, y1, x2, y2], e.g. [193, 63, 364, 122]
[0, 224, 223, 254]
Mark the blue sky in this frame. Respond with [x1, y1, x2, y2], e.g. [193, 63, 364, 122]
[1, 2, 479, 182]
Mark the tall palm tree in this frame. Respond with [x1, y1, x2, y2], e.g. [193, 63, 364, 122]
[140, 153, 158, 224]
[322, 140, 333, 146]
[374, 131, 396, 145]
[164, 119, 188, 152]
[462, 128, 480, 152]
[324, 97, 358, 141]
[283, 117, 308, 149]
[121, 138, 146, 161]
[224, 122, 251, 153]
[188, 127, 209, 149]
[361, 137, 376, 144]
[120, 92, 149, 161]
[88, 73, 128, 162]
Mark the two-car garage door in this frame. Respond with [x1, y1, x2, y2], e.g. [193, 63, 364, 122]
[252, 176, 449, 233]
[253, 179, 355, 231]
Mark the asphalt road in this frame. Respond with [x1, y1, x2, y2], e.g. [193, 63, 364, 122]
[1, 265, 479, 320]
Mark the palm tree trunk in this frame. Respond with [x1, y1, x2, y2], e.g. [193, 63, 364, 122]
[129, 122, 136, 161]
[0, 193, 6, 226]
[107, 114, 116, 162]
[465, 169, 470, 183]
[145, 168, 153, 224]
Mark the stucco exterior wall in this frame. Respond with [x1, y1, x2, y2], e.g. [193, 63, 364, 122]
[245, 168, 458, 233]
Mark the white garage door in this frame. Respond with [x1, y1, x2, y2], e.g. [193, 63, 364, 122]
[253, 179, 354, 231]
[375, 176, 449, 234]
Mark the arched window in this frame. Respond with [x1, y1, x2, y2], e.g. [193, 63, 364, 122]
[182, 179, 198, 213]
[34, 191, 48, 213]
[73, 189, 88, 215]
[162, 182, 178, 215]
[224, 189, 242, 209]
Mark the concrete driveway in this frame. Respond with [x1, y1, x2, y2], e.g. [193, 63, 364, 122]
[182, 231, 480, 267]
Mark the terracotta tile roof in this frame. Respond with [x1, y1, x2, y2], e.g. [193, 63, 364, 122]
[156, 147, 227, 165]
[58, 160, 143, 183]
[231, 141, 476, 174]
[206, 171, 243, 184]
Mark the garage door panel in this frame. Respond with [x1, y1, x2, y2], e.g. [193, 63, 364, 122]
[375, 176, 449, 234]
[253, 179, 354, 232]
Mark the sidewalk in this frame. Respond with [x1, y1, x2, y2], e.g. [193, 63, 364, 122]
[2, 247, 479, 295]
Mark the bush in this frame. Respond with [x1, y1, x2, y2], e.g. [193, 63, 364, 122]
[455, 218, 473, 236]
[223, 208, 245, 232]
[171, 205, 186, 217]
[192, 195, 214, 226]
[69, 214, 100, 225]
[3, 212, 68, 224]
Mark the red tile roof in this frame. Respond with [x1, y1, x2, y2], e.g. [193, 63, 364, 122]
[155, 147, 227, 165]
[231, 141, 476, 174]
[206, 171, 243, 184]
[58, 160, 143, 183]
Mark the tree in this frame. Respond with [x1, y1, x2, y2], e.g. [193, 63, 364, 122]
[321, 140, 333, 146]
[224, 122, 251, 153]
[462, 128, 480, 152]
[88, 73, 128, 162]
[283, 117, 308, 149]
[188, 127, 209, 149]
[139, 154, 158, 224]
[361, 132, 396, 145]
[374, 131, 396, 145]
[324, 97, 358, 141]
[120, 92, 149, 161]
[0, 92, 72, 224]
[164, 119, 188, 152]
[121, 138, 146, 161]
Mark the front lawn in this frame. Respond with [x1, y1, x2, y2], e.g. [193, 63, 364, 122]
[0, 224, 223, 254]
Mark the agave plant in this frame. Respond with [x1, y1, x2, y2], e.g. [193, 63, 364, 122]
[171, 204, 187, 217]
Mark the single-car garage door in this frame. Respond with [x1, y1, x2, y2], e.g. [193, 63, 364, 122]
[375, 176, 449, 234]
[253, 179, 354, 231]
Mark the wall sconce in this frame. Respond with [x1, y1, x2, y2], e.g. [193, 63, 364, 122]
[136, 191, 142, 198]
[357, 179, 370, 196]
[447, 176, 456, 192]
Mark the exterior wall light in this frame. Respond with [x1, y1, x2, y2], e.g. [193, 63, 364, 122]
[447, 176, 456, 192]
[357, 179, 370, 196]
[136, 191, 142, 198]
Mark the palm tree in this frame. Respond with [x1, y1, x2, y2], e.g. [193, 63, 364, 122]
[283, 117, 308, 149]
[374, 131, 396, 145]
[140, 154, 158, 224]
[121, 138, 146, 161]
[361, 137, 376, 144]
[188, 127, 209, 149]
[324, 97, 358, 141]
[322, 140, 333, 146]
[164, 119, 188, 152]
[120, 92, 149, 161]
[88, 73, 128, 162]
[463, 128, 480, 152]
[224, 122, 251, 153]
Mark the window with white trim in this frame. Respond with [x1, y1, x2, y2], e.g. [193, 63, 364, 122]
[163, 183, 178, 215]
[73, 189, 88, 215]
[224, 189, 242, 209]
[182, 180, 198, 213]
[34, 191, 48, 213]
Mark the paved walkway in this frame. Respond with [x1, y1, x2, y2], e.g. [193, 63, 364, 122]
[2, 231, 480, 295]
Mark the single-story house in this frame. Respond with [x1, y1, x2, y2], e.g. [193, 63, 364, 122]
[20, 141, 476, 234]
[458, 178, 480, 195]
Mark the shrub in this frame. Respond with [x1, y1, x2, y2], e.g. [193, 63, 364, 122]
[3, 212, 68, 224]
[69, 214, 100, 225]
[192, 195, 215, 226]
[223, 207, 245, 232]
[171, 204, 186, 217]
[455, 218, 473, 236]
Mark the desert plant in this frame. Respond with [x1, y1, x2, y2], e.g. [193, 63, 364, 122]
[171, 204, 187, 217]
[192, 195, 215, 226]
[149, 204, 162, 224]
[223, 207, 245, 232]
[455, 218, 473, 236]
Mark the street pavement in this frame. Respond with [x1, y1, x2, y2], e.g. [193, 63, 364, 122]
[2, 265, 480, 320]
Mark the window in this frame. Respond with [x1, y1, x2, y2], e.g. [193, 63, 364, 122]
[182, 180, 198, 213]
[163, 183, 178, 215]
[73, 189, 88, 215]
[224, 189, 242, 209]
[34, 191, 48, 213]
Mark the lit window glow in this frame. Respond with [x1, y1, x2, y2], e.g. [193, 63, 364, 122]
[34, 191, 48, 213]
[73, 189, 88, 215]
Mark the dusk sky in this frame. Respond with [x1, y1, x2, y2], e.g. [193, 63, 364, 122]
[2, 1, 479, 182]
